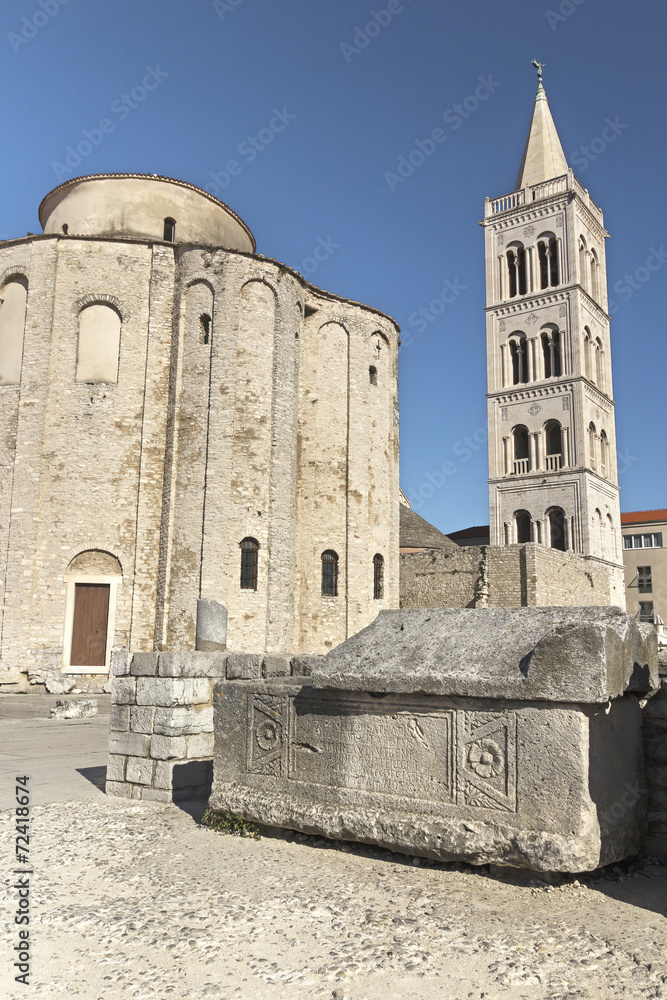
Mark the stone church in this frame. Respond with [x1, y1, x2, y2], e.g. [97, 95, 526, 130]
[0, 174, 399, 689]
[401, 72, 626, 611]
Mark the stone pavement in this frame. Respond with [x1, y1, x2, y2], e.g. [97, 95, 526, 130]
[1, 693, 667, 999]
[0, 693, 110, 810]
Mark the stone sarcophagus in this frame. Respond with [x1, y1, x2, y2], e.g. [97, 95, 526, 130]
[209, 608, 657, 871]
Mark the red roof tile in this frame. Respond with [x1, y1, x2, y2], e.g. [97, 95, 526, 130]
[621, 509, 667, 526]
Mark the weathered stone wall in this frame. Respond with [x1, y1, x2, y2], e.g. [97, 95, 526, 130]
[642, 652, 667, 857]
[485, 546, 524, 607]
[0, 237, 171, 687]
[399, 547, 482, 609]
[106, 647, 321, 802]
[0, 225, 399, 687]
[400, 542, 622, 609]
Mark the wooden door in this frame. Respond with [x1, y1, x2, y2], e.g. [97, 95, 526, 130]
[70, 583, 110, 667]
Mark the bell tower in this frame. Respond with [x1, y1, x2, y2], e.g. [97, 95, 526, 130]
[483, 65, 623, 578]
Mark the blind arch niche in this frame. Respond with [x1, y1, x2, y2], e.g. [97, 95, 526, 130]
[0, 277, 28, 386]
[76, 303, 121, 383]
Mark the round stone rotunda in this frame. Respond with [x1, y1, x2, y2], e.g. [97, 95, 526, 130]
[0, 174, 399, 690]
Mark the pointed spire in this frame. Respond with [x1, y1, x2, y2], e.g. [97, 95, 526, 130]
[515, 62, 568, 190]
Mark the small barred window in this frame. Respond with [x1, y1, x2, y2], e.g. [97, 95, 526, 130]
[373, 554, 384, 599]
[240, 537, 259, 590]
[321, 550, 338, 597]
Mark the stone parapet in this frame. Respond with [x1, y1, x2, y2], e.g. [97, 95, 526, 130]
[106, 649, 322, 802]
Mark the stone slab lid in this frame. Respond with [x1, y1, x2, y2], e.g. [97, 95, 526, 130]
[312, 607, 658, 703]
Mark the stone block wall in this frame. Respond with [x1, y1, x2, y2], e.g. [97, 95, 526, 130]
[106, 648, 321, 802]
[642, 652, 667, 856]
[400, 542, 623, 610]
[398, 546, 482, 610]
[485, 546, 525, 606]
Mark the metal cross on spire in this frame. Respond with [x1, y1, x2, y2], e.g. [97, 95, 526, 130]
[531, 59, 545, 85]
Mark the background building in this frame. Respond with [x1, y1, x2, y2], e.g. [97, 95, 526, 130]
[622, 510, 667, 643]
[0, 174, 399, 690]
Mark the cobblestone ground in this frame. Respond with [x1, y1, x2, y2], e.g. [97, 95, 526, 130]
[1, 798, 666, 1000]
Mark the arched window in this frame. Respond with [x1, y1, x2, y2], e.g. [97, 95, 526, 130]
[163, 217, 176, 242]
[513, 425, 530, 474]
[589, 422, 597, 470]
[0, 277, 28, 386]
[540, 327, 561, 379]
[239, 537, 259, 590]
[200, 313, 211, 345]
[549, 237, 560, 286]
[507, 244, 527, 298]
[76, 303, 121, 384]
[537, 234, 560, 289]
[373, 553, 384, 599]
[599, 430, 608, 478]
[578, 236, 588, 291]
[590, 248, 599, 301]
[583, 328, 592, 380]
[538, 241, 549, 290]
[595, 508, 604, 555]
[552, 329, 562, 377]
[548, 507, 566, 551]
[321, 550, 339, 597]
[369, 365, 377, 386]
[607, 514, 616, 559]
[541, 331, 551, 378]
[509, 334, 528, 384]
[595, 337, 604, 390]
[515, 510, 532, 544]
[545, 420, 563, 470]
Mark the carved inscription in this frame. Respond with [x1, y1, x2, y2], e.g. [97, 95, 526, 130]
[289, 699, 455, 802]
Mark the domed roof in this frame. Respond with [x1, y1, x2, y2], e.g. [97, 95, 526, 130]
[39, 173, 255, 251]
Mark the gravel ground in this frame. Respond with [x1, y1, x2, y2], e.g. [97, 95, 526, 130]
[2, 797, 666, 1000]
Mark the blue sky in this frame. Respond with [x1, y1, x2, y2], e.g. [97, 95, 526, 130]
[1, 0, 665, 534]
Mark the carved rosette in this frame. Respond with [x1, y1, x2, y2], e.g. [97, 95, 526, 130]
[457, 712, 517, 812]
[246, 694, 289, 777]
